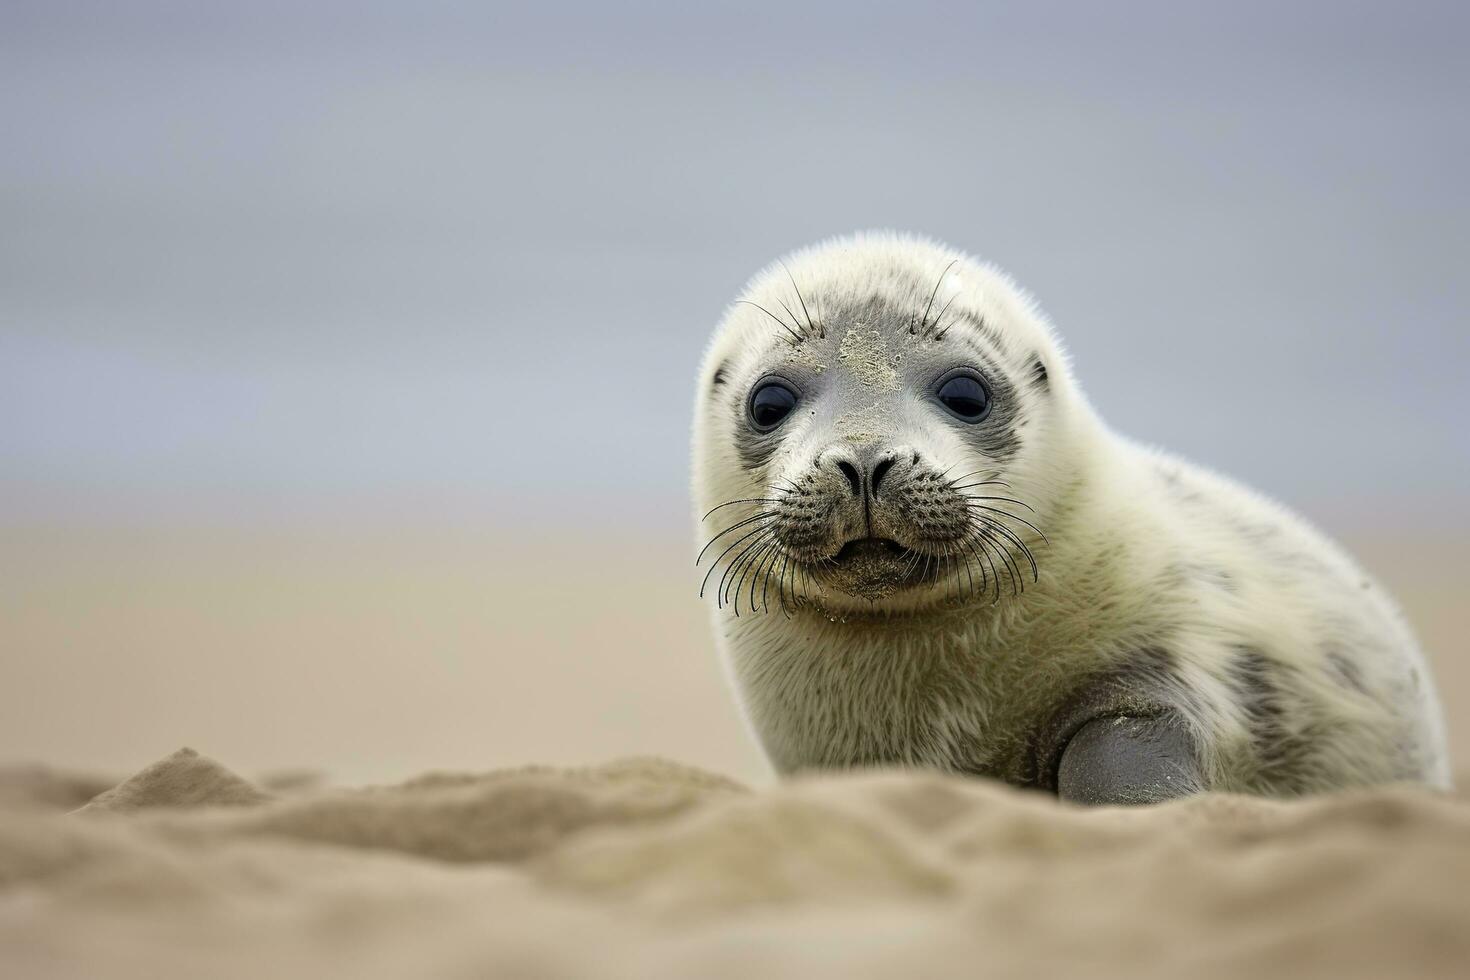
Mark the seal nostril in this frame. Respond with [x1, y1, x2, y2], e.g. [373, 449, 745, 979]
[871, 457, 897, 496]
[836, 461, 862, 497]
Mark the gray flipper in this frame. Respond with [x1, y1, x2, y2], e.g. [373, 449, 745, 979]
[1056, 714, 1200, 806]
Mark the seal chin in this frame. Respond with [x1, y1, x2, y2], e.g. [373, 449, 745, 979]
[820, 538, 919, 601]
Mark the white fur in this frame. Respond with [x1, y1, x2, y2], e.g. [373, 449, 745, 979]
[692, 232, 1450, 795]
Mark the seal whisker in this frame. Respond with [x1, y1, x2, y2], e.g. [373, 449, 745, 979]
[986, 534, 1020, 598]
[979, 516, 1040, 582]
[945, 471, 1009, 489]
[962, 502, 1049, 544]
[735, 300, 804, 345]
[754, 539, 783, 614]
[949, 480, 1012, 492]
[775, 298, 809, 342]
[945, 542, 966, 604]
[721, 531, 774, 611]
[904, 545, 926, 580]
[981, 527, 1023, 597]
[702, 498, 783, 521]
[734, 537, 778, 616]
[791, 561, 808, 611]
[696, 512, 777, 564]
[934, 542, 953, 602]
[968, 527, 1009, 602]
[775, 551, 793, 617]
[778, 260, 821, 339]
[765, 545, 789, 614]
[700, 523, 774, 598]
[961, 537, 982, 602]
[764, 543, 776, 614]
[960, 535, 989, 601]
[751, 539, 783, 615]
[928, 293, 959, 341]
[964, 520, 999, 605]
[914, 258, 958, 336]
[790, 555, 808, 611]
[724, 530, 774, 603]
[956, 492, 1035, 512]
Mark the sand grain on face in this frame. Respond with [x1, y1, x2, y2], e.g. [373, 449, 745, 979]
[2, 750, 1469, 979]
[838, 326, 899, 390]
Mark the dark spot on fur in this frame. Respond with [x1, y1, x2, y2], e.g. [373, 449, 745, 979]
[1225, 646, 1314, 793]
[1030, 355, 1049, 391]
[1325, 649, 1369, 696]
[711, 360, 730, 388]
[1229, 648, 1283, 736]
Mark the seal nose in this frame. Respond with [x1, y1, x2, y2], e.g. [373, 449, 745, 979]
[822, 448, 904, 500]
[870, 456, 897, 496]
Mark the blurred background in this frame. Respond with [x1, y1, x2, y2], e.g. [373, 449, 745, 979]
[2, 1, 1465, 785]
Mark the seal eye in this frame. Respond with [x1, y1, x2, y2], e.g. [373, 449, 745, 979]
[748, 380, 798, 432]
[937, 372, 991, 422]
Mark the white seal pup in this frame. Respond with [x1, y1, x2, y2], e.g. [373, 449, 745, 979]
[691, 233, 1450, 803]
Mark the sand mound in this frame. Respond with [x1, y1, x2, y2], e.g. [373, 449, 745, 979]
[2, 750, 1467, 978]
[74, 747, 274, 814]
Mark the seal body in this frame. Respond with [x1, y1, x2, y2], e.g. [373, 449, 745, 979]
[691, 233, 1450, 801]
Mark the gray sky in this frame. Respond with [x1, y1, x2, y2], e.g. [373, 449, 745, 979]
[2, 1, 1466, 533]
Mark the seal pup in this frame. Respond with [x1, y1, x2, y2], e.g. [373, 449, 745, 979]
[691, 232, 1450, 803]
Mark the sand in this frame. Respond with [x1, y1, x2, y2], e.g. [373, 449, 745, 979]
[2, 747, 1468, 979]
[3, 524, 1466, 975]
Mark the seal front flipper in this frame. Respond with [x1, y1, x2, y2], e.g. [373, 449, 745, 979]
[1056, 713, 1200, 806]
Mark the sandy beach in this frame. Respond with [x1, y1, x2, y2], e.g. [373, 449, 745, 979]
[2, 525, 1467, 977]
[3, 747, 1469, 979]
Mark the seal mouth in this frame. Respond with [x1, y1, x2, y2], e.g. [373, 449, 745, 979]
[822, 537, 921, 600]
[833, 538, 908, 562]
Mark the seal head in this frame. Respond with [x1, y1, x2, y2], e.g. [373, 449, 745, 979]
[694, 233, 1079, 616]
